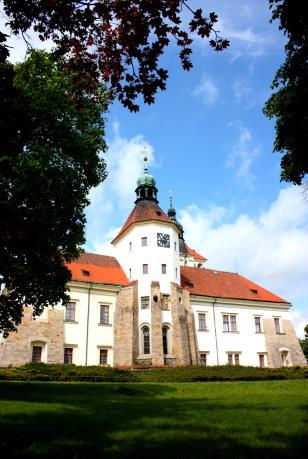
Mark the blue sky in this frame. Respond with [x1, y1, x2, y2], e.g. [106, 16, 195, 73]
[2, 0, 307, 336]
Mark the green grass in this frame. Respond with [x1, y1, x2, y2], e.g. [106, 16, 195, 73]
[0, 380, 307, 458]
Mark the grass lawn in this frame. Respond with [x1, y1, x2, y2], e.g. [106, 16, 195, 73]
[0, 380, 307, 458]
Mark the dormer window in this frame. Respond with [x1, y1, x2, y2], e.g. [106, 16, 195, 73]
[250, 289, 258, 294]
[81, 269, 90, 276]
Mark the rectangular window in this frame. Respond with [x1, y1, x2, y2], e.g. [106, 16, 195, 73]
[200, 353, 207, 366]
[223, 314, 237, 332]
[141, 237, 147, 247]
[161, 264, 167, 274]
[143, 264, 148, 274]
[161, 295, 169, 310]
[129, 242, 132, 251]
[99, 349, 108, 365]
[198, 313, 207, 331]
[100, 305, 109, 324]
[32, 346, 42, 363]
[129, 268, 131, 278]
[65, 302, 76, 321]
[230, 315, 237, 332]
[274, 317, 281, 334]
[141, 296, 150, 309]
[227, 353, 240, 365]
[175, 268, 178, 278]
[174, 242, 177, 251]
[259, 354, 265, 368]
[64, 347, 73, 364]
[255, 316, 261, 333]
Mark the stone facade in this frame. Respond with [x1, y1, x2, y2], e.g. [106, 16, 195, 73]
[263, 318, 307, 367]
[183, 289, 199, 365]
[0, 307, 64, 366]
[170, 284, 196, 365]
[113, 283, 139, 367]
[150, 282, 165, 366]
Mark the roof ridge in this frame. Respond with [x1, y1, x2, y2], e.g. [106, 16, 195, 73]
[181, 266, 238, 275]
[79, 251, 116, 259]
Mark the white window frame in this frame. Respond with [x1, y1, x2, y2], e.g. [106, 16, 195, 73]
[199, 352, 208, 366]
[141, 296, 150, 309]
[227, 352, 241, 365]
[257, 352, 267, 368]
[254, 316, 262, 333]
[274, 317, 282, 334]
[139, 324, 151, 356]
[222, 314, 238, 332]
[198, 312, 207, 331]
[99, 304, 110, 325]
[65, 301, 77, 322]
[141, 237, 148, 247]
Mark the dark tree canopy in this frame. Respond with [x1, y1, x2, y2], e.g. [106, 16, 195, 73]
[1, 0, 229, 111]
[299, 324, 308, 361]
[263, 0, 308, 185]
[0, 50, 108, 336]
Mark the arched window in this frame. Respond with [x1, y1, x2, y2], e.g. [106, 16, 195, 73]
[162, 325, 170, 355]
[142, 326, 150, 355]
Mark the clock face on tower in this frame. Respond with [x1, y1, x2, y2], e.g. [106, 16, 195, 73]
[157, 232, 170, 248]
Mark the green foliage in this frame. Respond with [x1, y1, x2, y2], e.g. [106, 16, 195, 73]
[1, 1, 229, 111]
[0, 50, 108, 336]
[0, 363, 307, 382]
[263, 0, 308, 184]
[299, 323, 308, 361]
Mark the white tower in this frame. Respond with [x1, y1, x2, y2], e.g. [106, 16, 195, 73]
[111, 155, 181, 300]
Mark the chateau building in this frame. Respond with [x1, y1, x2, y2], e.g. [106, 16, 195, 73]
[0, 160, 306, 368]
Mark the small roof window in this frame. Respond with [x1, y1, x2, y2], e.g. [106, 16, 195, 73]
[81, 269, 90, 276]
[250, 289, 258, 295]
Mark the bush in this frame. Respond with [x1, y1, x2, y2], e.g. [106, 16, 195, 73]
[0, 363, 307, 383]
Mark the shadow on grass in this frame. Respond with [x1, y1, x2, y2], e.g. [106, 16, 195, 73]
[0, 381, 307, 458]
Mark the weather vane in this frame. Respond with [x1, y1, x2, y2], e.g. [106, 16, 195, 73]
[142, 146, 148, 171]
[169, 190, 173, 207]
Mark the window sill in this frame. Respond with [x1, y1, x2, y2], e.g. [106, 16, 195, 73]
[64, 320, 78, 324]
[136, 354, 152, 360]
[276, 332, 286, 335]
[198, 329, 209, 332]
[255, 331, 264, 334]
[222, 330, 240, 334]
[98, 323, 112, 327]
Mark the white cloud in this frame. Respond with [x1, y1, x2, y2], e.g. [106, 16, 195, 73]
[85, 126, 155, 253]
[289, 310, 308, 339]
[179, 185, 308, 336]
[0, 12, 53, 63]
[226, 123, 261, 186]
[193, 74, 219, 105]
[232, 78, 253, 103]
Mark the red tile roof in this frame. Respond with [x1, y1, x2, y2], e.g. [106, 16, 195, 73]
[184, 244, 207, 261]
[180, 266, 288, 303]
[112, 200, 178, 243]
[68, 252, 129, 286]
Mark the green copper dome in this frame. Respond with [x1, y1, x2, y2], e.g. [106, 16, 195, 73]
[137, 169, 156, 187]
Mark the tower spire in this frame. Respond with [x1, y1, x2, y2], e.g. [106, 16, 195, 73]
[135, 146, 158, 204]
